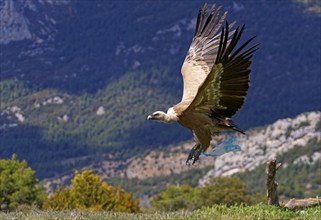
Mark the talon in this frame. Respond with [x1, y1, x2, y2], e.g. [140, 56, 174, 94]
[192, 147, 203, 164]
[186, 144, 201, 165]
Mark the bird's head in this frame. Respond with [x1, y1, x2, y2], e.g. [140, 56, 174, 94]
[147, 111, 167, 123]
[147, 108, 179, 124]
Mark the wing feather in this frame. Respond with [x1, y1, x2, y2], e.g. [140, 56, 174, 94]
[180, 4, 230, 104]
[182, 22, 258, 118]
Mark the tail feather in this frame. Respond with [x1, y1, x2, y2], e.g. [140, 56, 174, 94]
[232, 125, 246, 135]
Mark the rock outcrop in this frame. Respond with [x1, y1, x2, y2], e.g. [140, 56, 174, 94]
[199, 111, 321, 185]
[42, 111, 321, 193]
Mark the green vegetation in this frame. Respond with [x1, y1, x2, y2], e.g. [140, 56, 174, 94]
[102, 138, 321, 202]
[0, 158, 139, 213]
[150, 177, 265, 212]
[150, 184, 201, 211]
[0, 68, 187, 179]
[235, 138, 321, 199]
[0, 205, 320, 220]
[0, 156, 320, 219]
[2, 77, 320, 181]
[199, 177, 264, 207]
[1, 0, 321, 184]
[43, 170, 139, 212]
[108, 166, 212, 199]
[0, 80, 34, 108]
[0, 155, 45, 211]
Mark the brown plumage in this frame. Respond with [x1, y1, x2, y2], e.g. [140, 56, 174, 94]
[147, 3, 258, 164]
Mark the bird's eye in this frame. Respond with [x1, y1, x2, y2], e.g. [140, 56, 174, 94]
[154, 113, 160, 117]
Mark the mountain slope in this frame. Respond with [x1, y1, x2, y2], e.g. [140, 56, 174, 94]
[0, 0, 320, 180]
[199, 111, 321, 183]
[0, 69, 187, 178]
[42, 111, 321, 200]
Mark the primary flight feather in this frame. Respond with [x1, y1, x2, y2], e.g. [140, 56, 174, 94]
[147, 3, 258, 164]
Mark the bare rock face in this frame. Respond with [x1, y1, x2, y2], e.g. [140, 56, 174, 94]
[125, 142, 214, 179]
[293, 151, 321, 165]
[0, 0, 32, 44]
[199, 111, 321, 186]
[96, 106, 105, 116]
[0, 0, 72, 45]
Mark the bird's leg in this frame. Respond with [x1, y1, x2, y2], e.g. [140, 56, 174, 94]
[186, 144, 202, 165]
[192, 146, 203, 164]
[186, 145, 198, 165]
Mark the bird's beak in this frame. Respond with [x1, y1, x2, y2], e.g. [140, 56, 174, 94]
[147, 115, 153, 120]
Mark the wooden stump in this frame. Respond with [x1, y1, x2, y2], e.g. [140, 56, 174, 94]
[265, 160, 321, 210]
[266, 160, 281, 206]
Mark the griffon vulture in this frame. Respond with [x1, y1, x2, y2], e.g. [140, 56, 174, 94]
[147, 4, 258, 164]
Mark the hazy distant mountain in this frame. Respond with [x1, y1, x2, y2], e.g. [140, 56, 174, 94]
[0, 0, 320, 179]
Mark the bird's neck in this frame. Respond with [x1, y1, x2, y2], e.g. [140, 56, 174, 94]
[165, 107, 179, 123]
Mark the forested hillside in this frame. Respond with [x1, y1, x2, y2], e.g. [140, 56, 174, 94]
[0, 68, 186, 177]
[41, 111, 320, 201]
[0, 0, 320, 179]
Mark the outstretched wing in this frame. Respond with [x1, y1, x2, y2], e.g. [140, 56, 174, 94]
[180, 4, 232, 104]
[183, 22, 258, 118]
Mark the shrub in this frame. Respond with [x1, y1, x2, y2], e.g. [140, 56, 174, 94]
[0, 154, 45, 211]
[150, 184, 201, 211]
[199, 177, 260, 207]
[43, 170, 140, 212]
[151, 177, 264, 211]
[42, 187, 73, 210]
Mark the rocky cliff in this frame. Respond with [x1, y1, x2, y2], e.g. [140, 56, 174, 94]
[199, 111, 321, 185]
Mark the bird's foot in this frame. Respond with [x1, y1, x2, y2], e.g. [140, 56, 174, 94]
[186, 144, 203, 165]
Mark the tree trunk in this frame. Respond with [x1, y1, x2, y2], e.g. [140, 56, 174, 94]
[266, 160, 281, 206]
[265, 160, 321, 210]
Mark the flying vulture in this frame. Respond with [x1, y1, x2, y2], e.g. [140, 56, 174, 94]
[147, 4, 258, 164]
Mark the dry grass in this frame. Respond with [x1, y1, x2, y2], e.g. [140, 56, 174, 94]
[0, 204, 320, 220]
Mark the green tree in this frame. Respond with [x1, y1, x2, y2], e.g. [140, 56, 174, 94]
[0, 80, 32, 108]
[0, 154, 45, 211]
[44, 170, 140, 212]
[151, 177, 264, 211]
[70, 170, 117, 211]
[150, 184, 201, 211]
[199, 177, 258, 207]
